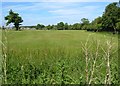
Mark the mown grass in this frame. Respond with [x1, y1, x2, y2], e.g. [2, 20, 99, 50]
[2, 30, 119, 84]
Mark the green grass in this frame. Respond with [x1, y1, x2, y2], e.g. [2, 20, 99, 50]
[7, 30, 118, 49]
[2, 30, 119, 84]
[0, 30, 2, 84]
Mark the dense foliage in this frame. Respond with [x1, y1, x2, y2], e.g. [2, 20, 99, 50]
[101, 2, 120, 32]
[5, 10, 23, 30]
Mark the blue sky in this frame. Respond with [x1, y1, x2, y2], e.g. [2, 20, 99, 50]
[2, 2, 113, 26]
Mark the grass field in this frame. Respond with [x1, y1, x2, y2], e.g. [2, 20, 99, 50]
[2, 30, 119, 84]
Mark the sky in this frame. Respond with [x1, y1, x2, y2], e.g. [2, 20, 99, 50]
[1, 1, 118, 26]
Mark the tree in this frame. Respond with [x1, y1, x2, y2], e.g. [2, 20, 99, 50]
[92, 17, 102, 25]
[82, 24, 89, 30]
[36, 24, 41, 30]
[116, 22, 120, 32]
[57, 22, 64, 30]
[81, 18, 89, 30]
[64, 23, 68, 30]
[81, 18, 89, 25]
[90, 17, 102, 31]
[72, 23, 81, 30]
[52, 25, 57, 30]
[68, 24, 73, 30]
[101, 2, 120, 32]
[5, 10, 23, 30]
[36, 24, 45, 30]
[46, 25, 53, 30]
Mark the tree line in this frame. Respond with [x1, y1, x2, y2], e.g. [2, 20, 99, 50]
[3, 2, 120, 33]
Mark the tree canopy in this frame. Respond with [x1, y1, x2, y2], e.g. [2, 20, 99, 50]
[57, 22, 65, 30]
[101, 2, 120, 32]
[36, 24, 45, 30]
[5, 9, 23, 30]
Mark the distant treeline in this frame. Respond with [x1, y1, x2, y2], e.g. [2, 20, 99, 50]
[2, 2, 120, 33]
[21, 26, 36, 29]
[21, 2, 120, 33]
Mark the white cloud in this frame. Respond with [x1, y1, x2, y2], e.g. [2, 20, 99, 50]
[22, 6, 102, 26]
[1, 2, 109, 26]
[2, 2, 67, 12]
[48, 5, 101, 16]
[49, 9, 79, 15]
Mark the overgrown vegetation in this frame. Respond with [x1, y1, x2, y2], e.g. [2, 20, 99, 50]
[2, 30, 118, 84]
[1, 1, 119, 85]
